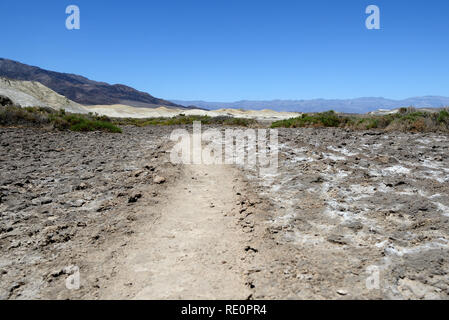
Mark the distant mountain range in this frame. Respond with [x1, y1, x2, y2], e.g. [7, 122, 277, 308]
[2, 58, 448, 114]
[171, 96, 449, 114]
[0, 58, 185, 109]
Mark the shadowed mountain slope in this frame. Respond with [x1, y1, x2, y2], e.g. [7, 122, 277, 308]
[0, 58, 185, 109]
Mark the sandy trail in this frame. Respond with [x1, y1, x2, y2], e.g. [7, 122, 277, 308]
[100, 163, 252, 299]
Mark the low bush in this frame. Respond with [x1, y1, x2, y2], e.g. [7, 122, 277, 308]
[271, 108, 449, 132]
[271, 111, 344, 128]
[113, 115, 257, 127]
[0, 105, 122, 133]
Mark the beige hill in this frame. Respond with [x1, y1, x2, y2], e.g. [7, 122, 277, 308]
[85, 104, 300, 120]
[0, 77, 88, 114]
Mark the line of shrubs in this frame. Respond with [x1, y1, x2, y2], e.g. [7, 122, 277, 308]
[3, 104, 449, 133]
[112, 114, 257, 127]
[0, 105, 122, 133]
[271, 108, 449, 132]
[0, 106, 258, 132]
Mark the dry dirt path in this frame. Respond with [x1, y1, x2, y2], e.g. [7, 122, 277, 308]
[100, 164, 253, 299]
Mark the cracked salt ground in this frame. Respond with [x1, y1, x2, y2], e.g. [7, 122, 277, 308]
[239, 128, 449, 299]
[2, 125, 448, 299]
[327, 146, 359, 157]
[0, 126, 184, 299]
[435, 203, 449, 217]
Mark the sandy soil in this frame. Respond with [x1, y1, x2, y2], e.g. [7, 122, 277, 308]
[99, 164, 253, 299]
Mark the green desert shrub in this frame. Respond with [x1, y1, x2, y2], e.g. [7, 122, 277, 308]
[437, 109, 449, 124]
[69, 119, 122, 133]
[271, 111, 343, 128]
[0, 105, 50, 126]
[113, 115, 256, 127]
[272, 109, 449, 132]
[0, 105, 122, 133]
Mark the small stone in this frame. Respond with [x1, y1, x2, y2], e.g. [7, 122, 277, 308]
[327, 234, 347, 245]
[153, 176, 166, 184]
[344, 221, 363, 232]
[32, 197, 53, 205]
[51, 269, 64, 277]
[128, 193, 142, 203]
[337, 290, 348, 296]
[145, 165, 156, 172]
[9, 241, 21, 249]
[9, 281, 24, 293]
[70, 199, 86, 208]
[244, 246, 258, 253]
[133, 170, 144, 177]
[75, 183, 88, 190]
[41, 198, 53, 205]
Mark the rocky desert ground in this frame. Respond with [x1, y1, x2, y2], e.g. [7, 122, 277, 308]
[0, 126, 182, 299]
[0, 124, 448, 300]
[242, 128, 449, 299]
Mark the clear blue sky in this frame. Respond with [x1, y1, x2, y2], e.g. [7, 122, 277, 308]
[1, 0, 448, 101]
